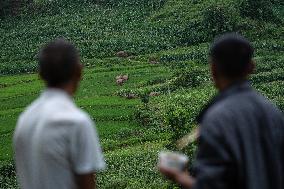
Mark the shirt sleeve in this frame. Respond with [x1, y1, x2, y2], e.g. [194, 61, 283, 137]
[70, 116, 106, 175]
[192, 112, 235, 189]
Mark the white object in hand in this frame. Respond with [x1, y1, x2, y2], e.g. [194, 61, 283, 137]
[158, 151, 189, 171]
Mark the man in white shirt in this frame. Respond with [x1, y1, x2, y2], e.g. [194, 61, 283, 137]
[13, 39, 106, 189]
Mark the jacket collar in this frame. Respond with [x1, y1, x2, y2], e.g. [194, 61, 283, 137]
[196, 80, 252, 124]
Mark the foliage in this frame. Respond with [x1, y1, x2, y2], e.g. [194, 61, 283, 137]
[0, 0, 283, 188]
[0, 0, 283, 75]
[134, 87, 215, 149]
[0, 63, 174, 188]
[93, 0, 166, 9]
[160, 44, 209, 64]
[179, 3, 240, 45]
[134, 100, 164, 128]
[202, 4, 239, 39]
[238, 0, 276, 21]
[0, 162, 17, 189]
[172, 65, 210, 88]
[0, 0, 33, 17]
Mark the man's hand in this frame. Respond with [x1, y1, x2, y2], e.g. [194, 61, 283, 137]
[159, 166, 195, 189]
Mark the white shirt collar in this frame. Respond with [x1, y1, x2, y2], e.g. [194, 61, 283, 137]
[41, 88, 73, 101]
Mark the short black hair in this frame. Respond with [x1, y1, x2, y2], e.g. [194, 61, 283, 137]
[38, 39, 80, 87]
[209, 33, 254, 78]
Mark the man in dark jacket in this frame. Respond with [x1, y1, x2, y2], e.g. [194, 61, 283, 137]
[159, 33, 284, 189]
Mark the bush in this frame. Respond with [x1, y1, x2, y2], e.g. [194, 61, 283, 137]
[0, 162, 18, 189]
[160, 47, 208, 64]
[251, 70, 284, 84]
[0, 60, 38, 75]
[202, 4, 239, 39]
[0, 0, 11, 17]
[238, 0, 275, 21]
[93, 0, 165, 9]
[0, 0, 33, 17]
[180, 4, 241, 44]
[172, 66, 210, 88]
[179, 20, 208, 45]
[134, 103, 162, 127]
[134, 86, 215, 138]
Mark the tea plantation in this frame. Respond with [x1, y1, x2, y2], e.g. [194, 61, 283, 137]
[0, 0, 283, 188]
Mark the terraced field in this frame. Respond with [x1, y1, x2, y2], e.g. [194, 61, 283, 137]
[0, 0, 283, 188]
[1, 42, 283, 188]
[0, 60, 174, 188]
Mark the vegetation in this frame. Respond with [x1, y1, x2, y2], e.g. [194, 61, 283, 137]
[239, 0, 277, 20]
[0, 0, 283, 188]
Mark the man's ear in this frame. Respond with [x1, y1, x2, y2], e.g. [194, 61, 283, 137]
[248, 60, 255, 74]
[76, 63, 83, 81]
[38, 70, 46, 84]
[38, 72, 43, 81]
[210, 61, 218, 82]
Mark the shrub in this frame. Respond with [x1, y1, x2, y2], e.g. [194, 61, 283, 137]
[93, 0, 165, 9]
[251, 69, 284, 84]
[202, 4, 239, 39]
[0, 61, 37, 75]
[134, 86, 215, 137]
[134, 92, 167, 128]
[179, 20, 208, 45]
[172, 66, 210, 88]
[134, 103, 159, 127]
[160, 47, 208, 64]
[238, 0, 275, 21]
[0, 0, 33, 17]
[270, 0, 284, 5]
[0, 162, 18, 189]
[181, 5, 239, 45]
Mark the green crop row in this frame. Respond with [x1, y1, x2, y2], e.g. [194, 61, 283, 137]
[1, 0, 283, 75]
[0, 0, 283, 188]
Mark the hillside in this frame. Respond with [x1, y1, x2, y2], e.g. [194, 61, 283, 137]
[1, 0, 283, 75]
[0, 0, 283, 188]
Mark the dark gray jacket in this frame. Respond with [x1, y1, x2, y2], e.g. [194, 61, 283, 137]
[193, 81, 284, 189]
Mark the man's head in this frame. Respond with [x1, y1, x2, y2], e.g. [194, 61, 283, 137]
[38, 39, 82, 95]
[209, 33, 255, 91]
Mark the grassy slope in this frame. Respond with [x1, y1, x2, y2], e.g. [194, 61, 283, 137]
[0, 0, 175, 74]
[0, 0, 283, 188]
[0, 62, 172, 188]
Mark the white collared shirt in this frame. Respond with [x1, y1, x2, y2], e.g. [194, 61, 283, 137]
[13, 88, 106, 189]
